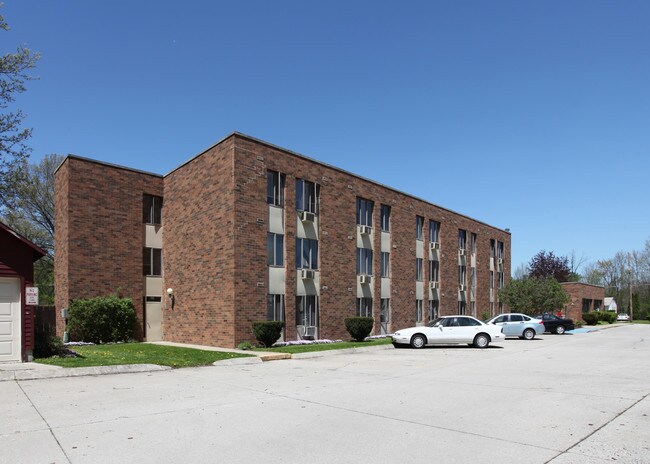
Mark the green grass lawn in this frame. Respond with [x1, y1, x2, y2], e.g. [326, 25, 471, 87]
[631, 319, 650, 324]
[256, 337, 393, 354]
[35, 343, 254, 368]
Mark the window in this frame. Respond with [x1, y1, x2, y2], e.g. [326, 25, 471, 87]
[458, 229, 467, 250]
[429, 260, 439, 282]
[582, 298, 592, 313]
[357, 248, 373, 275]
[296, 238, 318, 269]
[428, 300, 439, 320]
[356, 297, 373, 317]
[470, 301, 476, 317]
[490, 271, 495, 289]
[296, 295, 318, 326]
[458, 301, 466, 315]
[380, 252, 390, 278]
[490, 302, 494, 316]
[471, 233, 477, 255]
[429, 220, 440, 243]
[416, 216, 424, 240]
[594, 299, 602, 311]
[510, 314, 524, 322]
[416, 300, 423, 322]
[143, 194, 163, 224]
[490, 239, 496, 258]
[458, 265, 466, 286]
[267, 233, 284, 266]
[470, 267, 476, 288]
[267, 294, 285, 321]
[143, 248, 162, 276]
[267, 170, 285, 206]
[296, 179, 318, 213]
[497, 241, 505, 259]
[381, 298, 390, 322]
[494, 315, 507, 323]
[416, 258, 424, 281]
[356, 198, 374, 226]
[498, 271, 504, 289]
[145, 296, 162, 302]
[498, 302, 503, 313]
[380, 205, 391, 232]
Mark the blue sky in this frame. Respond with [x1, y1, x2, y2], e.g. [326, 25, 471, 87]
[4, 1, 649, 272]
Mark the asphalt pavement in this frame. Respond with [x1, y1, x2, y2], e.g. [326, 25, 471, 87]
[1, 324, 649, 464]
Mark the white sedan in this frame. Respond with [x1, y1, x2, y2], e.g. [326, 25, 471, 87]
[392, 315, 506, 349]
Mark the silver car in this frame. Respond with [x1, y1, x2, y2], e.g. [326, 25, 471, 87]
[485, 313, 545, 340]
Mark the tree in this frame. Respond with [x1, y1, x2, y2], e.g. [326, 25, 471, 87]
[499, 277, 570, 315]
[0, 8, 40, 206]
[528, 250, 572, 282]
[1, 154, 62, 304]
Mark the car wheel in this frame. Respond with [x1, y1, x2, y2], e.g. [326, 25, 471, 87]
[410, 334, 426, 349]
[555, 325, 566, 335]
[523, 328, 535, 340]
[473, 333, 490, 348]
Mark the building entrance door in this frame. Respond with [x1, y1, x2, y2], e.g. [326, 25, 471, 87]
[145, 301, 163, 341]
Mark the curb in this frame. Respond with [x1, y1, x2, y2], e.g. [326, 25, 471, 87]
[4, 364, 171, 382]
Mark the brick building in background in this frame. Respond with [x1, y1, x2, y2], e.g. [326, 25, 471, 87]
[559, 282, 605, 322]
[54, 132, 511, 348]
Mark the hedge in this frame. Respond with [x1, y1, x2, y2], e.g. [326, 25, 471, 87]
[581, 312, 598, 325]
[252, 321, 284, 347]
[345, 317, 374, 342]
[67, 296, 136, 343]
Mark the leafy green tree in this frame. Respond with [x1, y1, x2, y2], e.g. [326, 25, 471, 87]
[0, 8, 40, 206]
[499, 277, 570, 315]
[1, 154, 62, 304]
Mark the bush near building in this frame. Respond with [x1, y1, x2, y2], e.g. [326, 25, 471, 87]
[252, 321, 284, 347]
[67, 296, 136, 343]
[582, 312, 599, 325]
[345, 317, 374, 342]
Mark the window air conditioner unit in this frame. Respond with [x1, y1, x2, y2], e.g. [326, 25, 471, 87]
[497, 258, 504, 265]
[360, 274, 372, 285]
[300, 269, 315, 280]
[458, 248, 466, 256]
[303, 326, 317, 339]
[429, 281, 440, 289]
[300, 211, 316, 222]
[360, 225, 372, 235]
[458, 284, 466, 291]
[429, 241, 440, 250]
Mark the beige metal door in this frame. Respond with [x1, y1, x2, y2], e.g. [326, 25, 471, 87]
[145, 302, 163, 341]
[0, 278, 21, 362]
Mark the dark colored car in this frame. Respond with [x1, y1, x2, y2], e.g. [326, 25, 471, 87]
[534, 313, 575, 334]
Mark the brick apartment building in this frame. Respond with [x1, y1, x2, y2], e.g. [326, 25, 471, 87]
[54, 132, 511, 348]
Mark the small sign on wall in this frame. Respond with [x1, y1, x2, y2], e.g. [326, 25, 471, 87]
[26, 287, 39, 305]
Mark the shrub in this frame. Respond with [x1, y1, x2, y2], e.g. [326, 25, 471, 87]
[581, 312, 599, 325]
[237, 341, 253, 351]
[33, 328, 65, 358]
[602, 312, 616, 324]
[67, 296, 136, 343]
[252, 321, 284, 347]
[574, 320, 584, 328]
[345, 317, 374, 342]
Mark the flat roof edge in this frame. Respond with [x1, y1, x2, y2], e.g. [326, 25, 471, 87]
[54, 154, 163, 178]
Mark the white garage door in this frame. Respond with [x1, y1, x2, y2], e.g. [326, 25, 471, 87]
[0, 278, 21, 362]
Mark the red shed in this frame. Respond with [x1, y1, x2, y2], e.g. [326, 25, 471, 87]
[0, 221, 46, 362]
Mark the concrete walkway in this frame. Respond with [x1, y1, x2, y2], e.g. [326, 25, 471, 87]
[146, 340, 292, 361]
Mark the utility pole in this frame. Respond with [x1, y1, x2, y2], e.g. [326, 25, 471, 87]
[628, 253, 634, 322]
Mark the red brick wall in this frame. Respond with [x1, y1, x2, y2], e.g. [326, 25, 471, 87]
[162, 138, 237, 347]
[231, 134, 511, 344]
[54, 157, 163, 339]
[560, 282, 605, 322]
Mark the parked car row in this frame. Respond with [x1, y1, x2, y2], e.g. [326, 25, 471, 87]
[391, 312, 576, 349]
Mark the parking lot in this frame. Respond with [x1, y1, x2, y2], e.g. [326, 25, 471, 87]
[2, 324, 649, 464]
